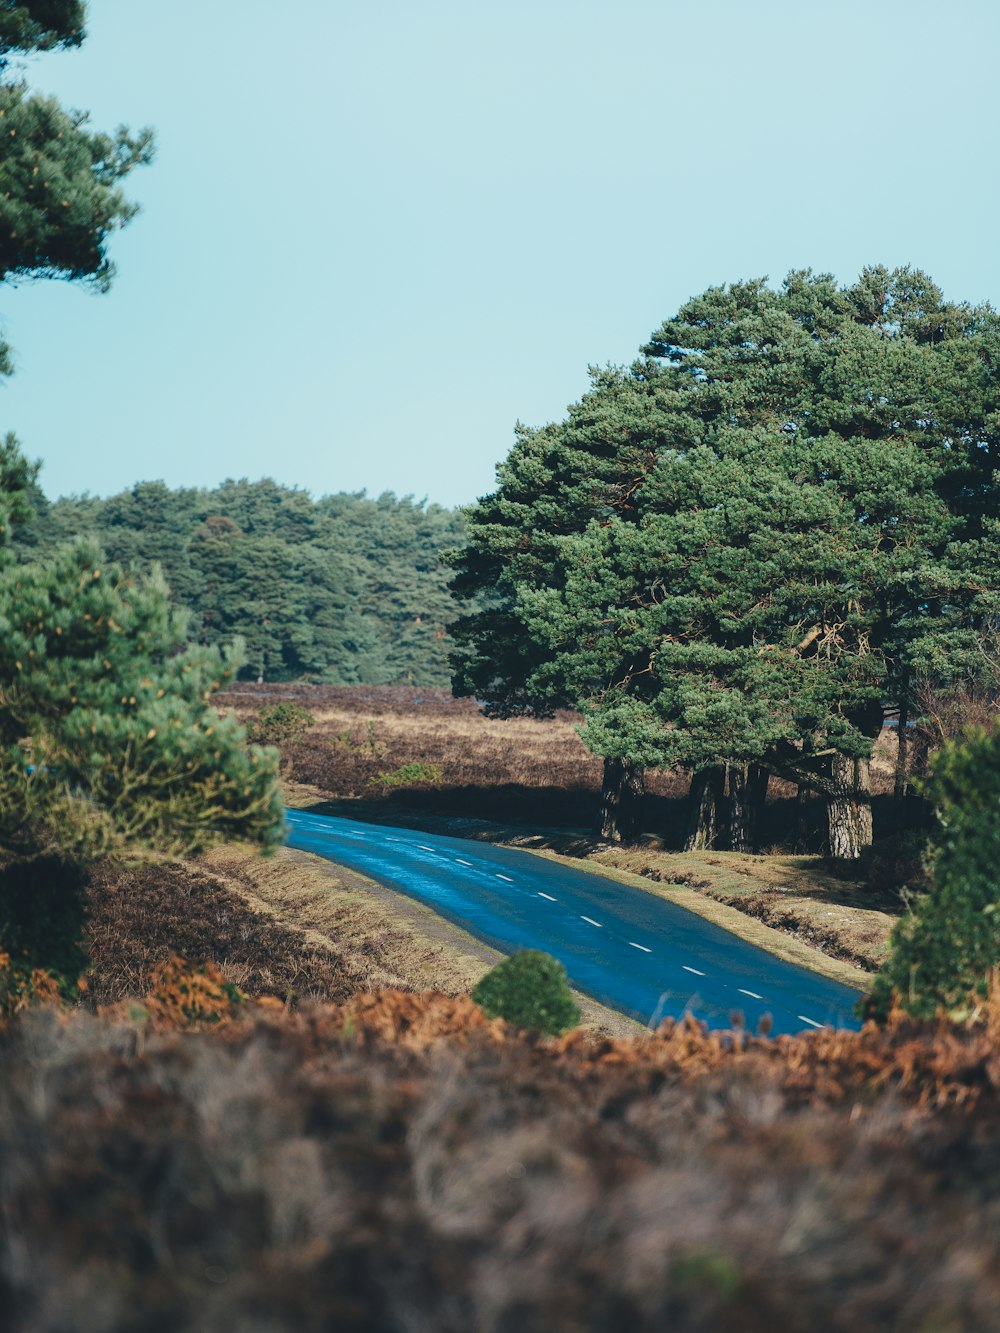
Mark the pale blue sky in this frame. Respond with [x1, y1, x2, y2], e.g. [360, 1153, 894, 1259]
[2, 0, 997, 506]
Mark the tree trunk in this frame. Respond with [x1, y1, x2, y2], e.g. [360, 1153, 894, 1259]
[826, 752, 874, 859]
[727, 763, 769, 852]
[894, 701, 909, 803]
[598, 757, 645, 843]
[685, 766, 726, 851]
[793, 736, 815, 852]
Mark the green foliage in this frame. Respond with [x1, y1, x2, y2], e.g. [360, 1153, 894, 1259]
[15, 480, 474, 687]
[453, 267, 1000, 854]
[0, 0, 151, 373]
[246, 701, 315, 746]
[0, 1, 85, 61]
[0, 82, 153, 290]
[0, 442, 285, 862]
[869, 723, 1000, 1021]
[472, 949, 581, 1035]
[0, 546, 286, 860]
[369, 761, 444, 788]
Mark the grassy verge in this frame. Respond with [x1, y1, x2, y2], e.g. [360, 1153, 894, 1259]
[83, 845, 640, 1036]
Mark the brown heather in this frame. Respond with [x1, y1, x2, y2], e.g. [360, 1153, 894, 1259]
[4, 983, 1000, 1331]
[2, 684, 986, 1329]
[220, 681, 904, 841]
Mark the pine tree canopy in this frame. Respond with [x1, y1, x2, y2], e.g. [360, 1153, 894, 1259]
[0, 80, 153, 290]
[454, 267, 1000, 798]
[0, 10, 283, 867]
[0, 1, 85, 61]
[0, 0, 152, 379]
[0, 440, 284, 861]
[15, 479, 474, 687]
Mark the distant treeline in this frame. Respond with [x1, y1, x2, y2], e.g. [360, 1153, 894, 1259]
[14, 479, 470, 686]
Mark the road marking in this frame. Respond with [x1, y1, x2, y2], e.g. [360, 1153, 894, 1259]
[629, 942, 652, 953]
[496, 874, 514, 882]
[798, 1014, 825, 1029]
[537, 892, 557, 901]
[581, 916, 603, 928]
[417, 845, 435, 852]
[738, 989, 763, 1000]
[455, 858, 473, 867]
[385, 836, 400, 842]
[682, 965, 706, 976]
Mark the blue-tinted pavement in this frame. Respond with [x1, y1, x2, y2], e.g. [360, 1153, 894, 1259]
[285, 809, 865, 1035]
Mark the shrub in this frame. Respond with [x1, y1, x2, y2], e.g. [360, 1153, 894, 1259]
[869, 722, 1000, 1021]
[370, 761, 444, 788]
[141, 954, 246, 1028]
[472, 949, 580, 1035]
[858, 830, 931, 904]
[0, 950, 63, 1021]
[246, 702, 316, 746]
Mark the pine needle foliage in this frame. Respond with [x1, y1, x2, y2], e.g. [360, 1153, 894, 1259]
[472, 949, 580, 1036]
[0, 0, 152, 375]
[0, 537, 286, 860]
[870, 722, 1000, 1021]
[0, 1, 85, 62]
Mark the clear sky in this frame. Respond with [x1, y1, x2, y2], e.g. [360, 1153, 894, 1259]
[2, 0, 997, 507]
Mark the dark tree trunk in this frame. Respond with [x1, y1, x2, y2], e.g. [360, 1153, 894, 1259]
[685, 766, 726, 851]
[826, 752, 874, 859]
[794, 737, 815, 852]
[598, 757, 645, 843]
[894, 701, 909, 803]
[727, 763, 769, 852]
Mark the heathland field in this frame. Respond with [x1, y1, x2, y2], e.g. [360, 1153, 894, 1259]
[2, 689, 996, 1333]
[220, 683, 904, 978]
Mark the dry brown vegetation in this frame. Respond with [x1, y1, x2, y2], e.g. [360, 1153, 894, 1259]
[79, 846, 635, 1037]
[0, 686, 991, 1329]
[221, 683, 904, 973]
[81, 849, 491, 1011]
[5, 987, 1000, 1331]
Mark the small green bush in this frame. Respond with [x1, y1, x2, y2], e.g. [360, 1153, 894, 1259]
[370, 762, 444, 788]
[246, 702, 315, 746]
[869, 721, 1000, 1021]
[472, 949, 580, 1036]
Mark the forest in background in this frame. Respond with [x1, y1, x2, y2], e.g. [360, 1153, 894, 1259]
[13, 479, 470, 686]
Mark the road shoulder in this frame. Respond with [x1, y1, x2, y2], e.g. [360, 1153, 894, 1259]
[202, 842, 644, 1038]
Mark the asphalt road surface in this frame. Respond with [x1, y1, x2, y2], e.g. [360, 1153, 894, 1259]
[285, 809, 865, 1035]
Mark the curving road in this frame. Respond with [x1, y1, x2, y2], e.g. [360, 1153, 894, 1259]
[285, 809, 864, 1035]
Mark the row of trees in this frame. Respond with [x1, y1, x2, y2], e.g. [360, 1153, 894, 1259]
[451, 268, 1000, 858]
[0, 3, 284, 997]
[15, 481, 470, 686]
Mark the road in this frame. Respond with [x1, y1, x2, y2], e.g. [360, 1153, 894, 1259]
[285, 809, 865, 1035]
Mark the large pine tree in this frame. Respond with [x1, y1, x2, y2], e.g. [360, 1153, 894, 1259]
[0, 7, 284, 867]
[456, 268, 1000, 858]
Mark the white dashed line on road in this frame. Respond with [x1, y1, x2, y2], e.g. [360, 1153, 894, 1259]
[683, 966, 706, 976]
[538, 892, 557, 901]
[629, 942, 652, 953]
[798, 1015, 825, 1029]
[738, 989, 763, 1000]
[417, 845, 435, 852]
[581, 916, 603, 928]
[496, 874, 514, 882]
[455, 859, 473, 867]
